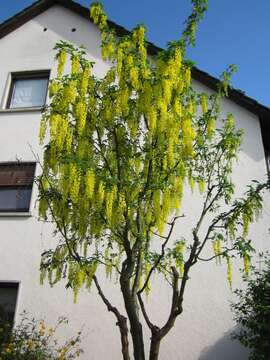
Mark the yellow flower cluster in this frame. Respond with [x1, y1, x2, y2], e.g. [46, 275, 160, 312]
[183, 67, 191, 87]
[71, 55, 80, 74]
[39, 320, 46, 336]
[182, 116, 196, 157]
[57, 50, 66, 77]
[80, 66, 89, 96]
[175, 241, 185, 275]
[188, 174, 195, 192]
[106, 186, 117, 224]
[48, 114, 69, 152]
[98, 181, 105, 205]
[4, 343, 13, 354]
[207, 117, 215, 138]
[200, 93, 208, 114]
[39, 115, 47, 143]
[244, 254, 250, 275]
[226, 113, 234, 129]
[49, 80, 60, 97]
[198, 178, 205, 194]
[227, 258, 233, 289]
[66, 262, 98, 302]
[213, 239, 222, 264]
[90, 3, 107, 30]
[130, 67, 139, 89]
[63, 81, 77, 105]
[144, 262, 151, 296]
[85, 170, 95, 200]
[101, 36, 115, 60]
[27, 339, 34, 350]
[75, 101, 87, 135]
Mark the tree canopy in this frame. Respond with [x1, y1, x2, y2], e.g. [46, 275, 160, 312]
[37, 1, 270, 359]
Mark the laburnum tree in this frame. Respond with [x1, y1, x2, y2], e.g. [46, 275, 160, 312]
[37, 1, 270, 359]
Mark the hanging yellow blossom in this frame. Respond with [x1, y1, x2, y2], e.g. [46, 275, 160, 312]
[198, 178, 205, 194]
[226, 113, 234, 129]
[57, 50, 66, 77]
[97, 181, 105, 206]
[75, 101, 87, 135]
[71, 55, 80, 74]
[144, 262, 151, 296]
[188, 175, 195, 193]
[207, 117, 215, 138]
[200, 93, 208, 114]
[39, 115, 47, 144]
[227, 258, 233, 289]
[184, 67, 191, 87]
[244, 254, 250, 275]
[63, 81, 77, 104]
[49, 80, 60, 97]
[80, 66, 89, 96]
[130, 67, 139, 89]
[85, 170, 95, 200]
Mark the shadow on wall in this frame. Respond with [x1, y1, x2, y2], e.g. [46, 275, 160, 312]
[199, 327, 250, 360]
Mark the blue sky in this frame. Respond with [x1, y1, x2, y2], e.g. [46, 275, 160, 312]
[1, 0, 270, 106]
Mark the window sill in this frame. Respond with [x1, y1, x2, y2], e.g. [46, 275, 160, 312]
[0, 107, 44, 114]
[0, 212, 32, 217]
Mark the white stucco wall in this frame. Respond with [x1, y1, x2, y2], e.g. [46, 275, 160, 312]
[0, 5, 269, 359]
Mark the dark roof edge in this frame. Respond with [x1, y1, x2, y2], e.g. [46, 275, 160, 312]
[0, 0, 269, 149]
[0, 0, 55, 39]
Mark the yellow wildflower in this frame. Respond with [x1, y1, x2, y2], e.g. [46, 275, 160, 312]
[27, 339, 34, 350]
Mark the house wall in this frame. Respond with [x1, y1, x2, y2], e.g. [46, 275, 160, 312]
[0, 5, 269, 359]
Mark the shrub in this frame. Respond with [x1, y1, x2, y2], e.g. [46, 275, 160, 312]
[231, 255, 270, 360]
[0, 311, 83, 359]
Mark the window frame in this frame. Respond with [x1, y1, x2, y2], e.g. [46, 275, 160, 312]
[0, 162, 36, 214]
[266, 150, 270, 174]
[6, 70, 50, 110]
[0, 281, 19, 329]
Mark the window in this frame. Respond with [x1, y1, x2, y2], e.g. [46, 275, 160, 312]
[266, 150, 270, 174]
[7, 71, 49, 109]
[0, 163, 36, 212]
[0, 282, 18, 326]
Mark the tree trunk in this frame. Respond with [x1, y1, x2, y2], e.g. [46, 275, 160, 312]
[129, 315, 145, 360]
[148, 306, 182, 360]
[120, 272, 145, 360]
[118, 315, 131, 360]
[93, 275, 131, 360]
[149, 333, 161, 360]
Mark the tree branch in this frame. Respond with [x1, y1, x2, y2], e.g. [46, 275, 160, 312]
[137, 216, 179, 296]
[93, 275, 131, 360]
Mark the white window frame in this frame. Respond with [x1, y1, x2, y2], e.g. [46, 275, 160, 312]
[5, 70, 50, 110]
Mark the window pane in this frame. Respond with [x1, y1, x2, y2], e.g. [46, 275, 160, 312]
[0, 188, 32, 212]
[0, 163, 35, 186]
[10, 78, 48, 108]
[0, 285, 18, 324]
